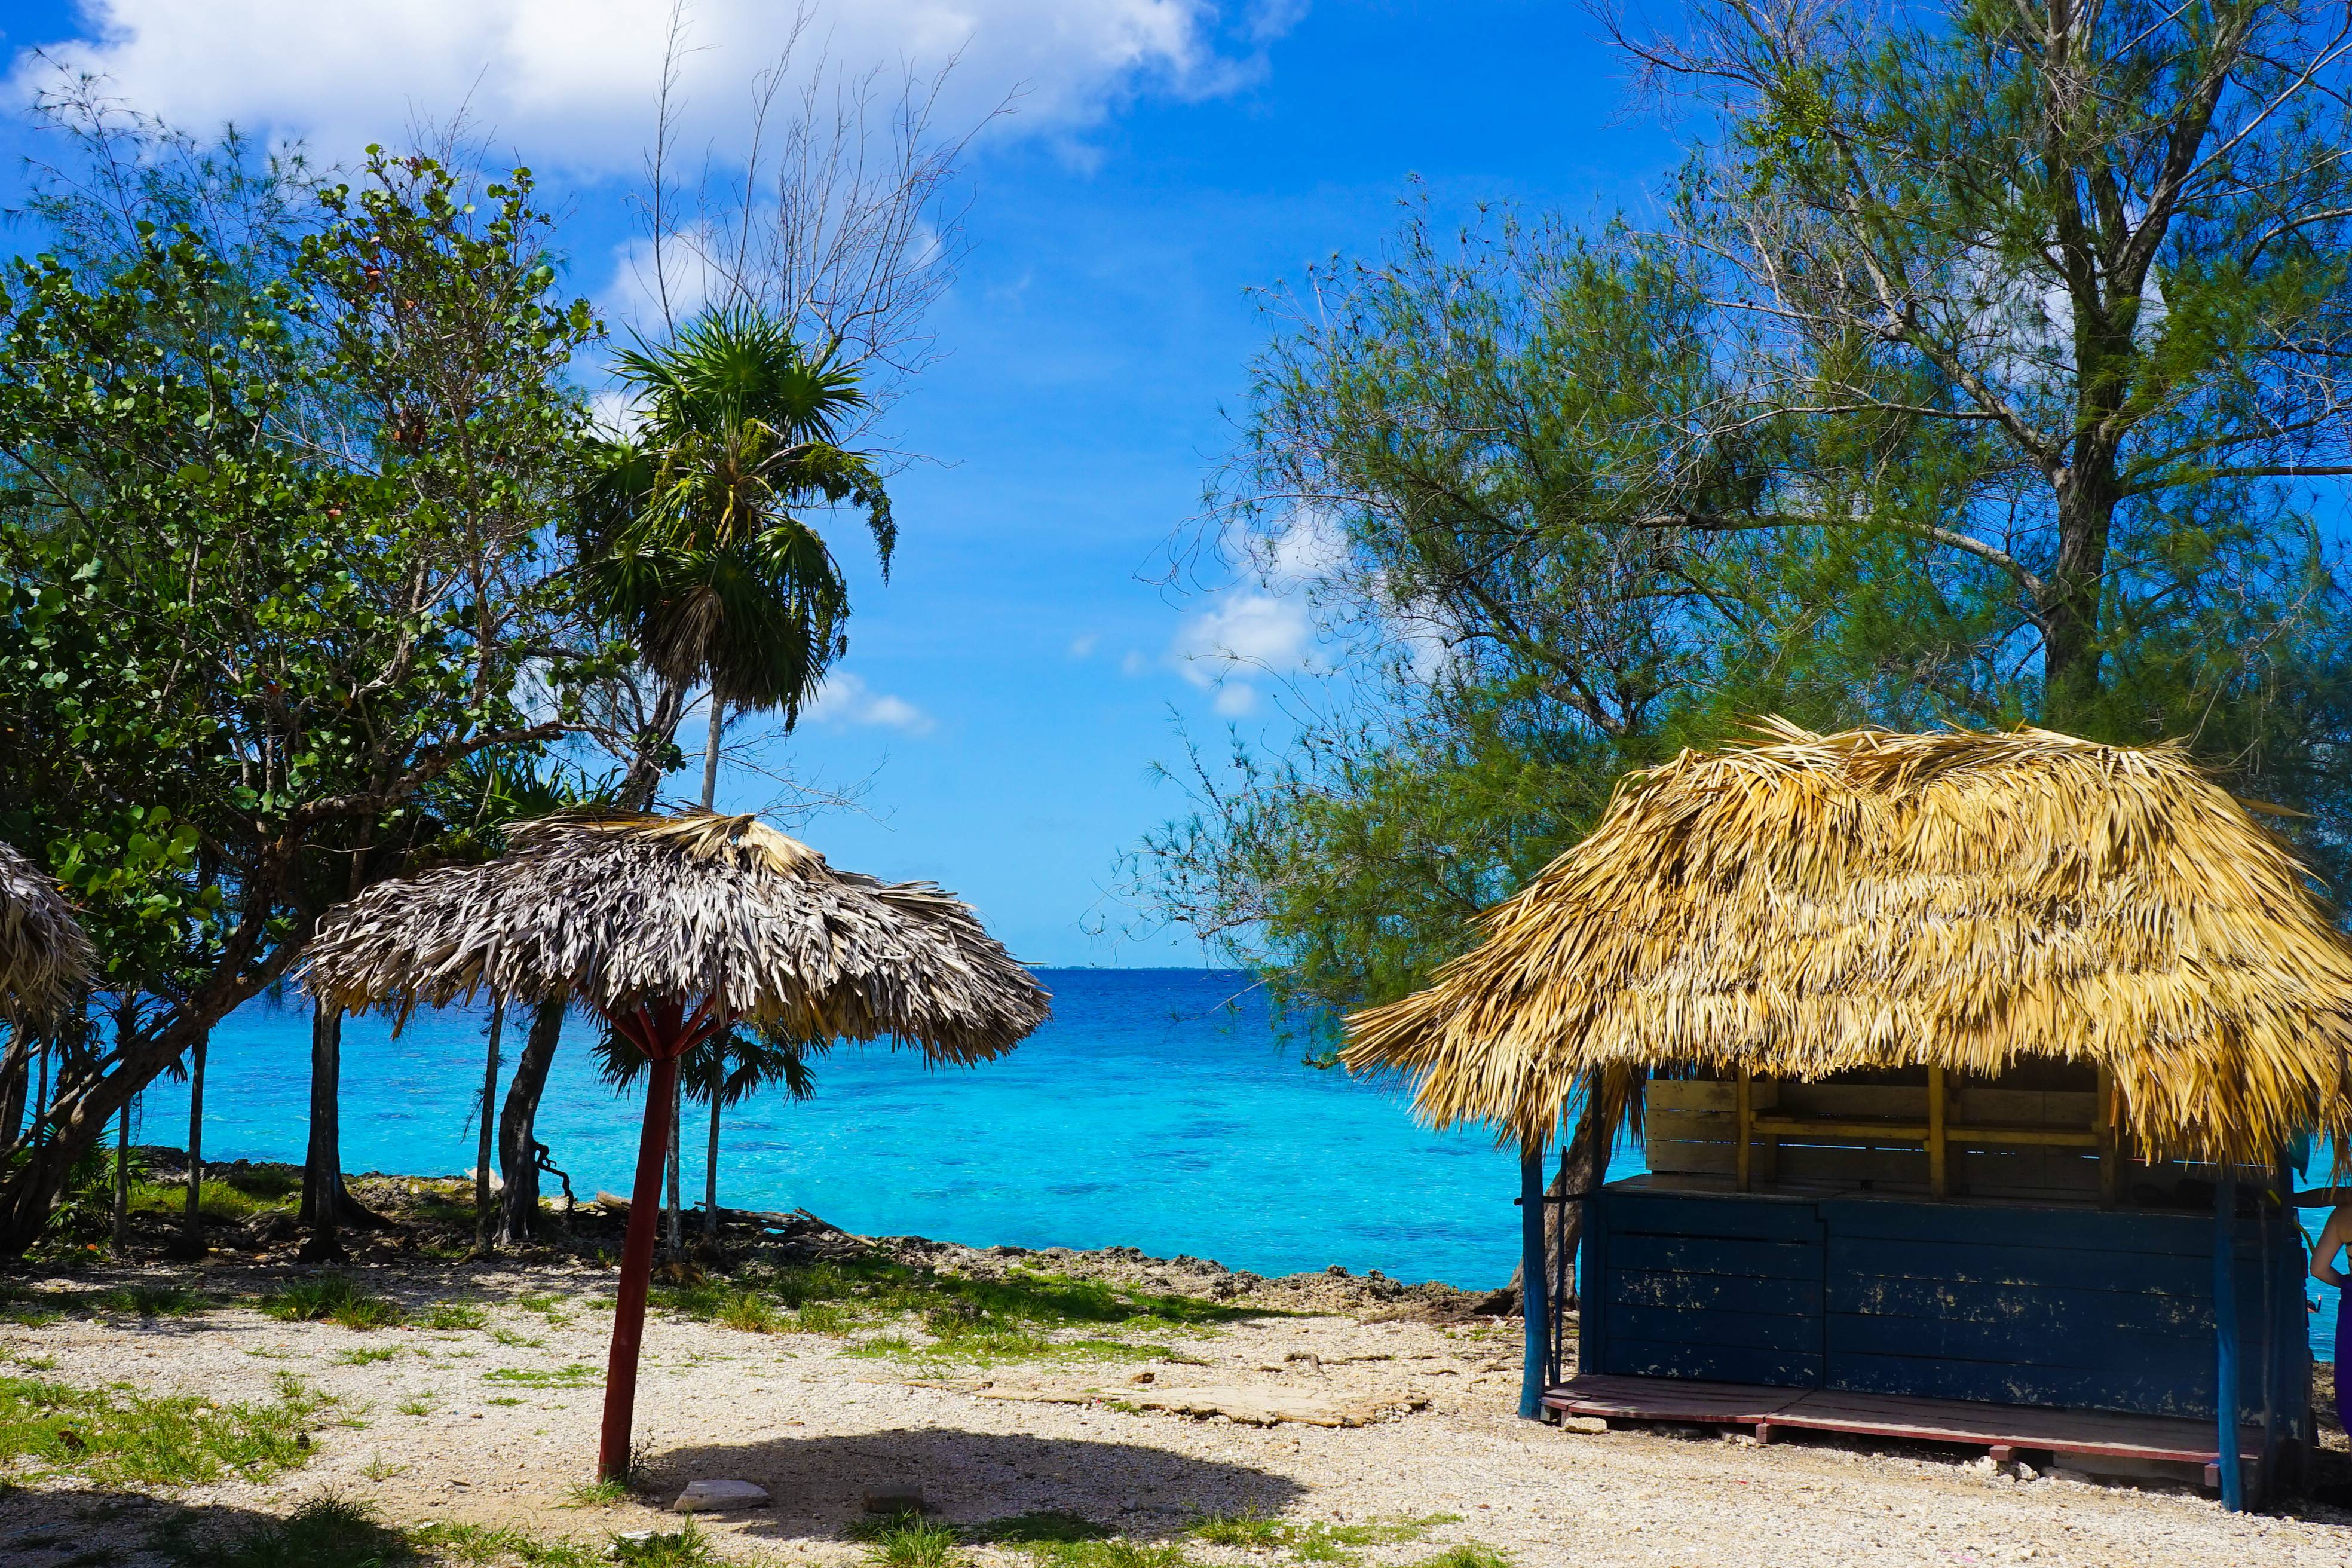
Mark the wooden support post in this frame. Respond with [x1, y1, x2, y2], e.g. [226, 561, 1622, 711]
[1735, 1068, 1753, 1193]
[2097, 1065, 2118, 1210]
[2215, 1173, 2244, 1512]
[1519, 1149, 1549, 1421]
[1927, 1065, 1949, 1199]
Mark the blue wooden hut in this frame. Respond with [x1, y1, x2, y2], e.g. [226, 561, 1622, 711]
[1346, 723, 2352, 1509]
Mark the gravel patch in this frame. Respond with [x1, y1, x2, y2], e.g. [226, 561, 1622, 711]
[0, 1255, 2346, 1566]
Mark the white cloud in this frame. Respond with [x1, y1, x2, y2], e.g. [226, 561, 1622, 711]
[1212, 682, 1257, 716]
[23, 1, 1296, 172]
[1068, 632, 1099, 658]
[1169, 589, 1310, 687]
[801, 670, 933, 734]
[1120, 650, 1149, 676]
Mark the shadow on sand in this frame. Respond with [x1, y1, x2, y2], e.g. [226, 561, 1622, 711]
[648, 1425, 1306, 1540]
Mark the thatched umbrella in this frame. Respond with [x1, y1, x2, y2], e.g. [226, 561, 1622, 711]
[0, 838, 93, 1024]
[1345, 719, 2352, 1166]
[302, 810, 1050, 1480]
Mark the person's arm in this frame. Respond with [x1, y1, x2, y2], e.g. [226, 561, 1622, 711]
[2313, 1207, 2351, 1288]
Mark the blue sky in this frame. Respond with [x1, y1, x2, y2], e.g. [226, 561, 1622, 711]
[0, 1, 1682, 965]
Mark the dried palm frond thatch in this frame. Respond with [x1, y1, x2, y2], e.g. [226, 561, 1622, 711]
[301, 810, 1049, 1058]
[1344, 720, 2352, 1166]
[0, 838, 91, 1023]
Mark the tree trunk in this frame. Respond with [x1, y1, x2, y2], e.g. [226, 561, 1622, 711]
[181, 1034, 207, 1256]
[700, 695, 724, 813]
[473, 1000, 506, 1252]
[703, 1089, 722, 1238]
[301, 1002, 345, 1261]
[1499, 1088, 1613, 1311]
[498, 996, 566, 1245]
[2041, 482, 2116, 727]
[111, 1095, 130, 1257]
[664, 1077, 683, 1254]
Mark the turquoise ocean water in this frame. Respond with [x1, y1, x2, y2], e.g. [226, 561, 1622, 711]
[127, 969, 1643, 1289]
[119, 965, 2341, 1356]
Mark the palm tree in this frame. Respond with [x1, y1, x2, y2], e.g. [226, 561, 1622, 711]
[579, 305, 893, 811]
[592, 1022, 823, 1236]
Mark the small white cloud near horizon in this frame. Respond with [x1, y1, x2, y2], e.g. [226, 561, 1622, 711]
[801, 670, 934, 735]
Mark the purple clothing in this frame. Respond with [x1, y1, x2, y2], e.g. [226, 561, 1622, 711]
[2339, 1287, 2352, 1437]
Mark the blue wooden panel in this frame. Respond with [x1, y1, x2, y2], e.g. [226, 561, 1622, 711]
[1607, 1337, 1823, 1388]
[1579, 1199, 1609, 1378]
[1821, 1199, 2224, 1257]
[1827, 1235, 2210, 1295]
[1611, 1303, 1821, 1353]
[1609, 1268, 1824, 1316]
[1604, 1192, 1826, 1242]
[1831, 1273, 2213, 1336]
[1609, 1232, 1824, 1280]
[1829, 1350, 2214, 1417]
[1828, 1310, 2214, 1373]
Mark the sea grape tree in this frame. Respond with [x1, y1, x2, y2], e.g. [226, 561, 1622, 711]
[0, 143, 606, 1254]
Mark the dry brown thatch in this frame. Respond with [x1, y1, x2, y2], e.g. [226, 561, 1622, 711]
[1343, 720, 2352, 1166]
[301, 811, 1049, 1060]
[0, 838, 91, 1024]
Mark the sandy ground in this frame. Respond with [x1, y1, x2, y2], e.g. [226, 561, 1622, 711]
[2, 1255, 2351, 1568]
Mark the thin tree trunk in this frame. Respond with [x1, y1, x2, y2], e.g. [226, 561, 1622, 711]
[1500, 1089, 1612, 1310]
[700, 695, 724, 813]
[474, 1000, 506, 1252]
[665, 1079, 683, 1254]
[704, 1089, 722, 1238]
[111, 1094, 130, 1256]
[498, 996, 566, 1245]
[182, 1034, 206, 1255]
[301, 1002, 345, 1261]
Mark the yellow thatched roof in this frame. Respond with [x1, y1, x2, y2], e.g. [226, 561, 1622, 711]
[1343, 721, 2352, 1165]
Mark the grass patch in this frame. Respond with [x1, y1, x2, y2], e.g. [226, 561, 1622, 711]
[1028, 1544, 1190, 1568]
[422, 1301, 488, 1331]
[335, 1345, 403, 1367]
[124, 1178, 292, 1229]
[1408, 1551, 1509, 1568]
[1184, 1515, 1460, 1565]
[1189, 1511, 1285, 1550]
[259, 1276, 406, 1330]
[0, 1370, 335, 1487]
[95, 1282, 210, 1318]
[565, 1475, 631, 1507]
[396, 1398, 434, 1417]
[168, 1499, 679, 1568]
[486, 1396, 525, 1407]
[968, 1514, 1114, 1545]
[163, 1493, 411, 1567]
[853, 1515, 966, 1568]
[491, 1327, 544, 1349]
[654, 1252, 1254, 1364]
[483, 1364, 598, 1390]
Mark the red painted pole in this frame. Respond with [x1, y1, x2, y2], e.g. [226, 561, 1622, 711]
[598, 1047, 681, 1483]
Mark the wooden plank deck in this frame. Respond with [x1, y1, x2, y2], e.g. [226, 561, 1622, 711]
[1544, 1374, 2265, 1471]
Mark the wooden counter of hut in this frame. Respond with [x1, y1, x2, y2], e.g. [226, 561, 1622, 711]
[1344, 721, 2352, 1503]
[302, 810, 1050, 1481]
[0, 838, 92, 1023]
